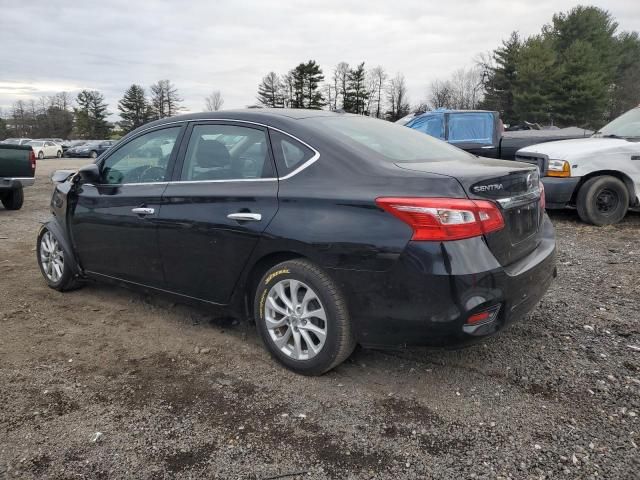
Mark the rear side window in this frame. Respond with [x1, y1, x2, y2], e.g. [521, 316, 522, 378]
[180, 124, 274, 181]
[269, 130, 316, 176]
[447, 113, 495, 144]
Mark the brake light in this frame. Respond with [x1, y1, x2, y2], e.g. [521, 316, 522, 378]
[30, 150, 36, 171]
[539, 182, 546, 210]
[376, 197, 504, 241]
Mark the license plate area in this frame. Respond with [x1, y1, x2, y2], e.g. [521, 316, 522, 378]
[505, 200, 540, 245]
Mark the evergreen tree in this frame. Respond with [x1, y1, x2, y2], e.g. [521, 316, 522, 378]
[343, 62, 369, 114]
[546, 6, 618, 127]
[74, 90, 110, 138]
[480, 32, 521, 124]
[150, 80, 183, 119]
[610, 32, 640, 119]
[257, 72, 284, 107]
[512, 36, 558, 124]
[289, 61, 325, 109]
[118, 84, 151, 134]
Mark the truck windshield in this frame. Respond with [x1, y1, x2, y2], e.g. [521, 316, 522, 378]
[596, 108, 640, 138]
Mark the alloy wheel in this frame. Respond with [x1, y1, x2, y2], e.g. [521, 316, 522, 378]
[265, 279, 328, 360]
[40, 231, 64, 283]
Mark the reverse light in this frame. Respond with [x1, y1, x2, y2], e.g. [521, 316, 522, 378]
[546, 159, 571, 177]
[375, 197, 504, 241]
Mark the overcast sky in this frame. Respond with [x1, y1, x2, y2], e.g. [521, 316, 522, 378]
[1, 0, 639, 119]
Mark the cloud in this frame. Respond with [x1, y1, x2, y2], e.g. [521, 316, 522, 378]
[1, 0, 638, 117]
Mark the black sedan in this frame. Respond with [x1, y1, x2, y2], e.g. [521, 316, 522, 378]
[65, 140, 115, 158]
[37, 109, 556, 375]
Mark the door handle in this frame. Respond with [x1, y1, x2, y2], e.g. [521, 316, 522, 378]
[132, 207, 155, 215]
[227, 212, 262, 221]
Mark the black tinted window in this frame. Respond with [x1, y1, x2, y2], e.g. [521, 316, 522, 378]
[181, 124, 274, 181]
[269, 130, 316, 176]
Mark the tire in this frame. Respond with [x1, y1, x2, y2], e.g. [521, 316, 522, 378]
[38, 151, 44, 160]
[56, 150, 62, 158]
[254, 259, 356, 375]
[576, 176, 629, 226]
[36, 227, 82, 291]
[1, 187, 24, 210]
[90, 151, 98, 159]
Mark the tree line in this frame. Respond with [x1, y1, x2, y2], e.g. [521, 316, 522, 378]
[1, 5, 637, 139]
[0, 80, 226, 140]
[254, 5, 639, 128]
[256, 61, 411, 121]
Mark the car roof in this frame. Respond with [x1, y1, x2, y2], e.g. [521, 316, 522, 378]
[139, 108, 352, 130]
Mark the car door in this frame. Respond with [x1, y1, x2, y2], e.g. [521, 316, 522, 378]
[157, 121, 279, 304]
[69, 125, 185, 287]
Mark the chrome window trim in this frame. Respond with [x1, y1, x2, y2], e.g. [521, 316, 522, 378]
[113, 117, 321, 183]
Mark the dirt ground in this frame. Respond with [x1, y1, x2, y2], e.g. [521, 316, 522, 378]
[1, 158, 638, 479]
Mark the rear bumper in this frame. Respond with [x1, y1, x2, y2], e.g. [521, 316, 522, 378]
[542, 176, 580, 209]
[0, 177, 35, 190]
[329, 215, 556, 348]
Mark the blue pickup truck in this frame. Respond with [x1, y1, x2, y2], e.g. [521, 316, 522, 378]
[404, 109, 591, 160]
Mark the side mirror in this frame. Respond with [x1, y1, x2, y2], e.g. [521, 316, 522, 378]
[77, 163, 100, 183]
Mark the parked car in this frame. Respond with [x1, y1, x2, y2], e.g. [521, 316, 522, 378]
[37, 110, 556, 375]
[26, 140, 63, 159]
[65, 140, 115, 158]
[61, 140, 86, 154]
[405, 109, 592, 159]
[1, 138, 33, 146]
[516, 106, 640, 225]
[0, 143, 36, 210]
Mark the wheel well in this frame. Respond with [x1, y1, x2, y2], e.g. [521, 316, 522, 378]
[572, 170, 637, 206]
[243, 251, 305, 318]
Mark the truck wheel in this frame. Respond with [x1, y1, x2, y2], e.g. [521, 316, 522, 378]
[254, 259, 356, 376]
[38, 151, 44, 160]
[36, 228, 82, 291]
[1, 187, 24, 210]
[576, 176, 629, 225]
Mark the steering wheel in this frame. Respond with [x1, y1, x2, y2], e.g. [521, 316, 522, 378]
[138, 166, 166, 183]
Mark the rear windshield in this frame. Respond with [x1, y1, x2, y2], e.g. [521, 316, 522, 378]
[27, 141, 44, 147]
[306, 116, 473, 163]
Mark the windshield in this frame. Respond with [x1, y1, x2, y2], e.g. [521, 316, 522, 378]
[3, 138, 19, 144]
[306, 116, 473, 163]
[596, 107, 640, 138]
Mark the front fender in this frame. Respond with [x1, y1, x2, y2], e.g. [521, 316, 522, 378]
[38, 216, 82, 277]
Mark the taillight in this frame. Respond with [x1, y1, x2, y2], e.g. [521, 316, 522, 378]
[375, 197, 504, 241]
[539, 182, 546, 210]
[30, 150, 36, 171]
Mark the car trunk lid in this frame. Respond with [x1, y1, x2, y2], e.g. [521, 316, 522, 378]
[394, 158, 543, 266]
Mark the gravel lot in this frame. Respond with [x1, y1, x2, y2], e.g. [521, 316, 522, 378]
[1, 159, 638, 479]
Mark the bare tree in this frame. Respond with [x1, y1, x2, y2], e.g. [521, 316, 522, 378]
[332, 62, 350, 110]
[150, 79, 183, 119]
[427, 79, 454, 109]
[386, 73, 410, 121]
[204, 90, 224, 111]
[425, 66, 485, 111]
[367, 66, 387, 118]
